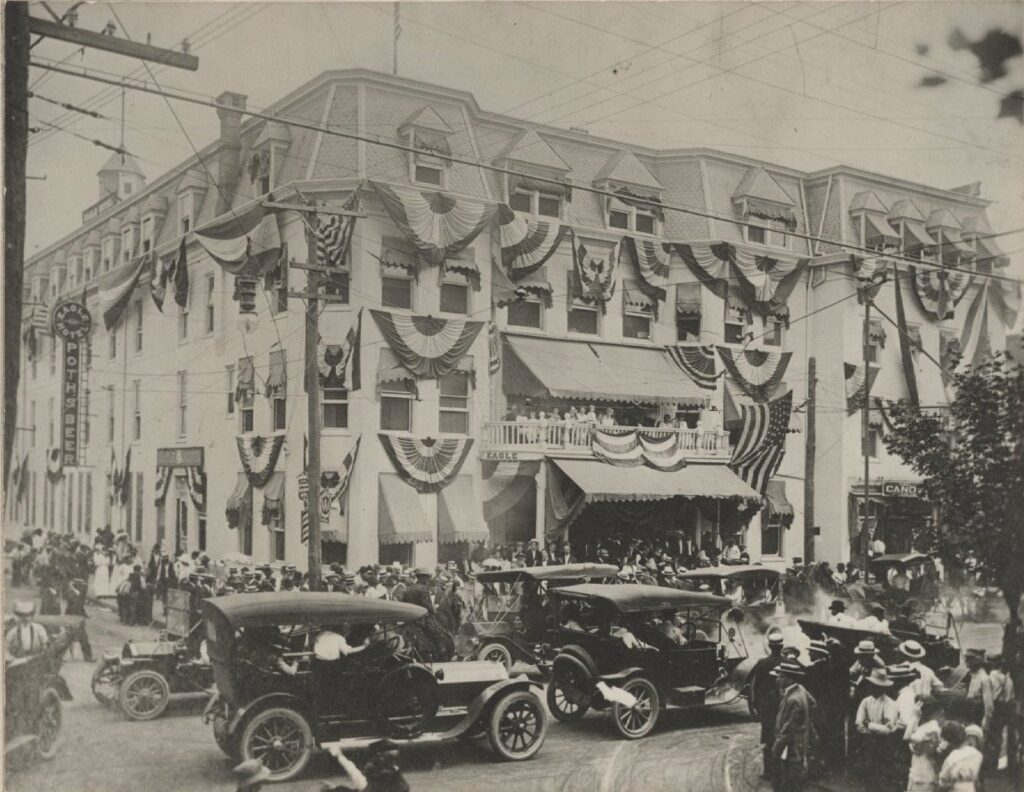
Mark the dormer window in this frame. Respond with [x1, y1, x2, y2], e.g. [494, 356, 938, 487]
[121, 226, 136, 264]
[594, 151, 664, 235]
[745, 220, 789, 249]
[507, 177, 566, 219]
[733, 166, 796, 251]
[141, 217, 153, 253]
[850, 192, 899, 253]
[498, 129, 573, 220]
[248, 121, 291, 198]
[101, 238, 116, 272]
[605, 195, 659, 234]
[178, 193, 193, 234]
[399, 106, 453, 189]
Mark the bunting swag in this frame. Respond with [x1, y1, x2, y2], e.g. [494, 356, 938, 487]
[729, 390, 793, 495]
[626, 237, 671, 302]
[729, 246, 806, 317]
[371, 181, 497, 267]
[378, 434, 474, 493]
[236, 434, 286, 488]
[959, 279, 1022, 368]
[893, 270, 920, 406]
[844, 362, 879, 415]
[664, 345, 719, 390]
[46, 447, 63, 483]
[672, 243, 732, 301]
[149, 254, 173, 312]
[173, 237, 189, 308]
[855, 256, 890, 304]
[98, 253, 150, 331]
[154, 466, 173, 507]
[315, 309, 362, 391]
[716, 347, 792, 402]
[370, 310, 484, 378]
[497, 204, 566, 280]
[488, 323, 501, 374]
[909, 265, 972, 321]
[193, 203, 282, 276]
[571, 232, 619, 307]
[186, 466, 206, 512]
[482, 459, 541, 522]
[591, 427, 688, 472]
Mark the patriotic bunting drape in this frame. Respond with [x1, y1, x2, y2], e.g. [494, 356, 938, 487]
[571, 232, 619, 308]
[959, 278, 1022, 368]
[370, 310, 484, 378]
[488, 323, 501, 374]
[154, 463, 206, 510]
[854, 256, 890, 304]
[625, 237, 671, 303]
[728, 390, 793, 495]
[716, 347, 792, 402]
[371, 181, 497, 266]
[315, 309, 362, 391]
[378, 434, 474, 493]
[46, 447, 63, 483]
[893, 270, 920, 406]
[591, 427, 688, 472]
[149, 253, 173, 312]
[844, 362, 879, 415]
[193, 203, 282, 276]
[301, 435, 363, 542]
[672, 242, 732, 301]
[482, 459, 541, 522]
[664, 345, 719, 390]
[236, 433, 286, 488]
[316, 192, 359, 270]
[98, 253, 150, 331]
[498, 204, 566, 280]
[910, 265, 972, 321]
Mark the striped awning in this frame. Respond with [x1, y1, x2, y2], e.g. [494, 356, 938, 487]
[438, 476, 489, 544]
[676, 283, 702, 317]
[865, 213, 900, 244]
[378, 474, 432, 544]
[765, 479, 794, 525]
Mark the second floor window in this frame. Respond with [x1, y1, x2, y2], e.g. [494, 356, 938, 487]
[439, 271, 470, 315]
[132, 380, 142, 441]
[205, 274, 216, 334]
[141, 217, 153, 253]
[567, 272, 599, 335]
[102, 239, 115, 272]
[380, 381, 414, 432]
[724, 295, 751, 345]
[226, 365, 235, 414]
[507, 297, 543, 329]
[121, 227, 134, 263]
[382, 273, 413, 310]
[763, 316, 784, 347]
[676, 284, 702, 341]
[439, 373, 470, 434]
[323, 387, 348, 429]
[178, 287, 190, 342]
[622, 279, 654, 340]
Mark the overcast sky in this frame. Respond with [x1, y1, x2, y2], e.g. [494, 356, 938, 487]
[25, 1, 1024, 263]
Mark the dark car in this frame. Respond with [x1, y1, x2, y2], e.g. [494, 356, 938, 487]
[201, 592, 547, 782]
[457, 563, 620, 671]
[675, 565, 783, 627]
[546, 584, 749, 739]
[847, 553, 942, 614]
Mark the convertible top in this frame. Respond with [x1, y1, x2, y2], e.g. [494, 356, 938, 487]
[554, 583, 732, 612]
[676, 565, 781, 580]
[202, 592, 426, 628]
[475, 563, 620, 584]
[870, 553, 931, 567]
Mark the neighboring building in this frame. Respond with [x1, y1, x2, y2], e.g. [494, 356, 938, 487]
[10, 70, 1018, 569]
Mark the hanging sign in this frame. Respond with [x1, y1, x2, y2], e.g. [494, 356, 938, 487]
[53, 303, 92, 468]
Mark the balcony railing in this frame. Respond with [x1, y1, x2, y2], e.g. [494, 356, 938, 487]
[482, 420, 731, 460]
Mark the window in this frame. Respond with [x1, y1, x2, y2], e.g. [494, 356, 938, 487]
[507, 298, 542, 329]
[273, 395, 286, 431]
[635, 211, 656, 235]
[121, 227, 134, 264]
[322, 387, 349, 429]
[273, 263, 289, 314]
[746, 221, 789, 249]
[863, 427, 881, 458]
[747, 224, 766, 245]
[568, 306, 598, 334]
[763, 317, 784, 347]
[48, 398, 55, 447]
[382, 275, 413, 310]
[123, 181, 133, 197]
[109, 330, 117, 360]
[107, 387, 115, 443]
[132, 380, 141, 441]
[608, 209, 629, 230]
[141, 217, 153, 253]
[102, 238, 114, 272]
[537, 193, 562, 218]
[724, 297, 751, 345]
[271, 519, 285, 561]
[607, 202, 657, 234]
[414, 164, 443, 186]
[49, 340, 56, 375]
[178, 193, 193, 234]
[134, 301, 143, 353]
[205, 273, 215, 334]
[178, 286, 189, 341]
[84, 473, 92, 535]
[509, 187, 562, 219]
[439, 373, 470, 434]
[439, 270, 470, 315]
[622, 280, 654, 340]
[509, 190, 532, 213]
[762, 513, 784, 557]
[177, 371, 187, 437]
[226, 365, 235, 414]
[240, 391, 254, 433]
[677, 315, 701, 341]
[380, 381, 414, 432]
[83, 249, 94, 281]
[136, 473, 144, 541]
[623, 314, 651, 339]
[198, 513, 207, 552]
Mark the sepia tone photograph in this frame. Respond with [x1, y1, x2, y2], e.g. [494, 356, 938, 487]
[2, 2, 1022, 791]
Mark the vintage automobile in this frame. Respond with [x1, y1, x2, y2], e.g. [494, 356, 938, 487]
[456, 563, 620, 670]
[847, 553, 942, 614]
[545, 584, 749, 739]
[4, 626, 73, 768]
[91, 587, 214, 720]
[675, 565, 783, 627]
[201, 592, 547, 782]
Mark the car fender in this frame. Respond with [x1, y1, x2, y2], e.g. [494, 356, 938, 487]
[446, 679, 539, 739]
[598, 667, 647, 685]
[730, 655, 758, 696]
[226, 692, 309, 735]
[555, 645, 600, 677]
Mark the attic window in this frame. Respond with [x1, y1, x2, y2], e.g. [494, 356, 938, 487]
[605, 194, 659, 234]
[249, 150, 272, 196]
[408, 129, 451, 188]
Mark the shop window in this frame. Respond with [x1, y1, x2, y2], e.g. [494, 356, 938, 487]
[507, 299, 542, 329]
[322, 387, 348, 429]
[380, 381, 414, 432]
[762, 514, 783, 557]
[382, 275, 413, 310]
[439, 373, 470, 434]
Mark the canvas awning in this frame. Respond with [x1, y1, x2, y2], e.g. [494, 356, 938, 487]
[378, 474, 433, 544]
[377, 347, 419, 397]
[865, 213, 900, 245]
[261, 471, 285, 525]
[225, 473, 251, 530]
[868, 318, 887, 347]
[765, 479, 794, 525]
[438, 476, 489, 544]
[901, 219, 936, 251]
[622, 279, 655, 313]
[265, 349, 286, 398]
[552, 458, 761, 505]
[676, 283, 702, 317]
[492, 259, 553, 307]
[502, 334, 705, 406]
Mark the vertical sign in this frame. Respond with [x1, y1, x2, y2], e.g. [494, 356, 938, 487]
[52, 302, 92, 468]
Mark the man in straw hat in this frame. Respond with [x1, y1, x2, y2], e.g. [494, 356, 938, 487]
[5, 600, 49, 659]
[899, 638, 944, 699]
[754, 628, 786, 780]
[854, 667, 902, 790]
[770, 659, 815, 792]
[849, 639, 885, 699]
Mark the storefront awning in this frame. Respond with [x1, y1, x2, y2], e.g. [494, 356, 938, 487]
[552, 458, 761, 505]
[503, 334, 705, 406]
[438, 476, 489, 544]
[378, 474, 433, 545]
[765, 479, 794, 525]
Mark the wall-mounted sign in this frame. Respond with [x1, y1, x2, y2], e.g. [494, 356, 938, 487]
[851, 479, 923, 500]
[53, 302, 92, 468]
[53, 302, 92, 341]
[156, 447, 205, 468]
[481, 450, 520, 461]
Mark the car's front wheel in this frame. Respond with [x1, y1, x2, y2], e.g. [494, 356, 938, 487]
[239, 706, 314, 782]
[119, 670, 171, 721]
[546, 679, 590, 722]
[478, 642, 514, 672]
[34, 688, 63, 760]
[91, 659, 120, 707]
[488, 691, 546, 761]
[609, 677, 660, 740]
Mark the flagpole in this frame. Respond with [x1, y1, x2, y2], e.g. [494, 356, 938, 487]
[304, 211, 324, 591]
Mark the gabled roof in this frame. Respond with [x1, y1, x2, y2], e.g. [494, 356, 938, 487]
[399, 105, 453, 135]
[849, 190, 889, 214]
[98, 152, 145, 178]
[732, 166, 793, 206]
[927, 208, 961, 230]
[594, 150, 663, 191]
[889, 198, 926, 222]
[496, 128, 571, 173]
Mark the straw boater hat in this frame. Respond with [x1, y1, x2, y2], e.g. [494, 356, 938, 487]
[13, 600, 35, 617]
[854, 640, 878, 656]
[233, 759, 271, 788]
[766, 627, 785, 646]
[887, 662, 919, 681]
[771, 659, 806, 679]
[808, 640, 831, 660]
[866, 668, 893, 688]
[899, 639, 927, 660]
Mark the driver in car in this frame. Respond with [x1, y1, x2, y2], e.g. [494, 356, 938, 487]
[314, 624, 372, 662]
[655, 610, 688, 647]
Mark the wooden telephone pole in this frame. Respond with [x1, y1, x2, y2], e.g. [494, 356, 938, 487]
[860, 299, 873, 575]
[803, 356, 816, 563]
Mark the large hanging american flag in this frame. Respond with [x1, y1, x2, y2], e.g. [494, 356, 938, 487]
[728, 390, 793, 494]
[316, 192, 359, 270]
[300, 435, 362, 544]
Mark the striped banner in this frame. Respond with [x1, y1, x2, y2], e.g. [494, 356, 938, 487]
[592, 427, 687, 472]
[625, 236, 671, 302]
[370, 309, 483, 378]
[664, 344, 719, 390]
[716, 347, 792, 403]
[498, 204, 566, 280]
[844, 362, 879, 415]
[317, 192, 359, 270]
[488, 323, 501, 374]
[378, 434, 474, 493]
[728, 390, 792, 494]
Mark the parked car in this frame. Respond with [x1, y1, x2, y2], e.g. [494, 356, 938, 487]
[545, 583, 750, 739]
[201, 592, 547, 782]
[675, 565, 783, 627]
[457, 563, 619, 671]
[847, 553, 942, 614]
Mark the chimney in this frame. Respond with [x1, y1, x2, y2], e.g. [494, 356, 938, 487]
[214, 90, 247, 215]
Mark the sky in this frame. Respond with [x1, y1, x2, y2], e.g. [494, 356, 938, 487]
[24, 1, 1024, 263]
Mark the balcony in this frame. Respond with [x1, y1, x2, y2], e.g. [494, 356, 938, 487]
[481, 420, 732, 461]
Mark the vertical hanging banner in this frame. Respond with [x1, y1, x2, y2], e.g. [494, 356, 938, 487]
[52, 302, 92, 468]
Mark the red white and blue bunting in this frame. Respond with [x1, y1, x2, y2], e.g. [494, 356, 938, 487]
[672, 242, 732, 300]
[371, 181, 497, 267]
[909, 265, 972, 321]
[193, 203, 282, 277]
[571, 232, 619, 308]
[236, 433, 286, 489]
[959, 278, 1022, 368]
[378, 434, 474, 494]
[497, 204, 566, 280]
[844, 362, 879, 415]
[592, 427, 687, 472]
[482, 459, 541, 522]
[729, 390, 793, 495]
[664, 345, 719, 390]
[98, 252, 150, 331]
[154, 463, 206, 510]
[716, 347, 792, 403]
[370, 309, 484, 379]
[625, 236, 671, 303]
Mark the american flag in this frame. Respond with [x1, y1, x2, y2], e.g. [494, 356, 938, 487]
[729, 390, 793, 494]
[316, 193, 359, 270]
[488, 323, 501, 373]
[300, 435, 361, 544]
[299, 434, 310, 543]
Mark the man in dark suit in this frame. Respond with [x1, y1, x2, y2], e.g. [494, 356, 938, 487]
[772, 659, 816, 792]
[752, 629, 785, 780]
[523, 539, 542, 567]
[400, 569, 434, 613]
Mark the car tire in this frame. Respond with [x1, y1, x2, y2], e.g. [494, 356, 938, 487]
[546, 679, 590, 722]
[119, 670, 171, 721]
[478, 642, 514, 672]
[487, 691, 546, 761]
[747, 674, 761, 719]
[34, 688, 63, 761]
[91, 660, 119, 707]
[609, 677, 660, 740]
[239, 706, 314, 783]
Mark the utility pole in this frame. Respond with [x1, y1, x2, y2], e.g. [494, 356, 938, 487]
[803, 356, 816, 563]
[861, 299, 873, 576]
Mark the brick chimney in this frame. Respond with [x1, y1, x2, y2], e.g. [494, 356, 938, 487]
[214, 90, 247, 215]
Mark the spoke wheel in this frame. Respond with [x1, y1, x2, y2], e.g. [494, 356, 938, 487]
[240, 707, 313, 782]
[610, 677, 660, 740]
[34, 688, 63, 760]
[488, 691, 546, 761]
[91, 661, 120, 707]
[546, 679, 590, 722]
[119, 670, 170, 721]
[479, 643, 513, 672]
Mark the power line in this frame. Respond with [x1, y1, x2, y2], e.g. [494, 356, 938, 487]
[31, 117, 132, 157]
[29, 90, 108, 119]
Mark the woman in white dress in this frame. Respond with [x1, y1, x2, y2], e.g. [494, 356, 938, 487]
[92, 545, 113, 597]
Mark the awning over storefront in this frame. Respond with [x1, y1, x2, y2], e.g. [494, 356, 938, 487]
[438, 476, 490, 544]
[378, 474, 433, 545]
[503, 334, 705, 405]
[552, 458, 761, 505]
[226, 473, 252, 530]
[765, 479, 794, 526]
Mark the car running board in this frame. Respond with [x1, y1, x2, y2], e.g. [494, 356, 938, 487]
[668, 686, 706, 708]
